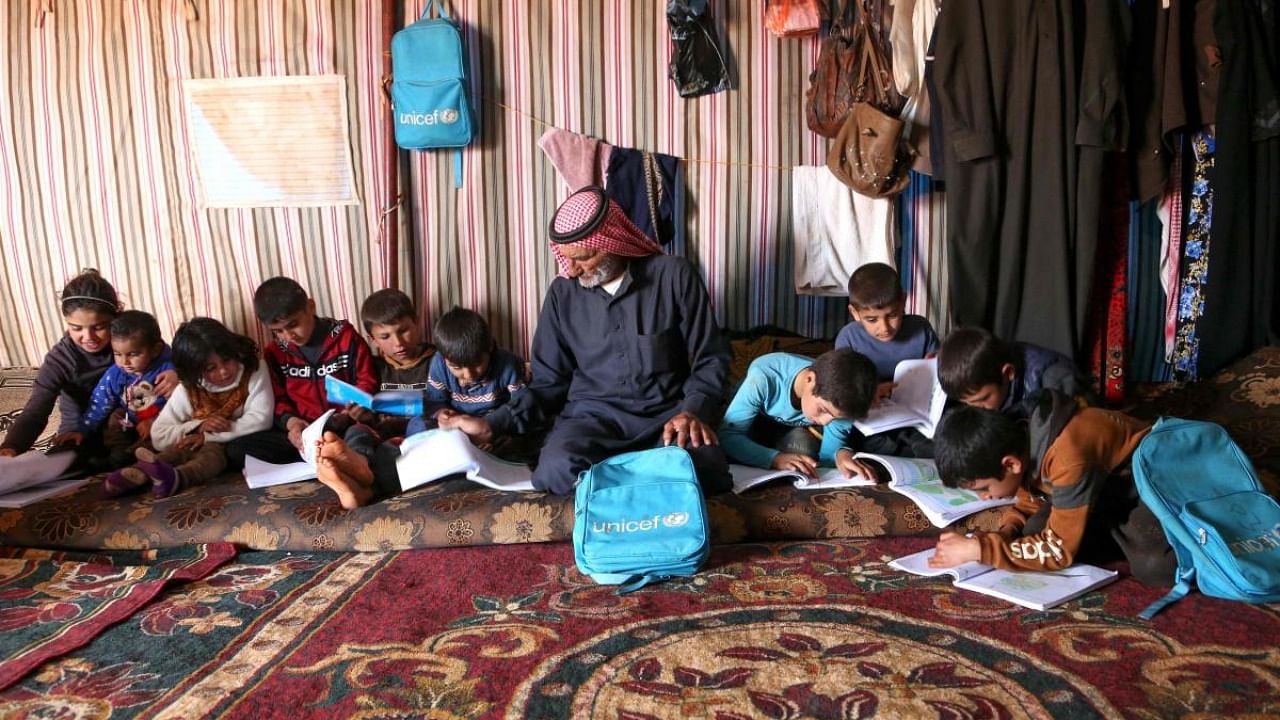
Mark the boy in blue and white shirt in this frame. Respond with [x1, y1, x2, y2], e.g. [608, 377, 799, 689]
[407, 307, 531, 444]
[74, 310, 175, 468]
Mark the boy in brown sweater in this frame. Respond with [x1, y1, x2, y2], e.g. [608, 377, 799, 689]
[928, 390, 1175, 585]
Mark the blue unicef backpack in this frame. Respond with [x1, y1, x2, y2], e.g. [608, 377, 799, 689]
[391, 0, 474, 181]
[1132, 417, 1280, 618]
[573, 447, 711, 593]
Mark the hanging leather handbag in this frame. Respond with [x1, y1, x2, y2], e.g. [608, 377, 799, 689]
[824, 0, 912, 197]
[804, 1, 860, 137]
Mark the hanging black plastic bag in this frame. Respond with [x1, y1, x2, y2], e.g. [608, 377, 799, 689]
[667, 0, 732, 98]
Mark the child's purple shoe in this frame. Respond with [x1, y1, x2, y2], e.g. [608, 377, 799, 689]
[101, 467, 148, 497]
[134, 448, 182, 498]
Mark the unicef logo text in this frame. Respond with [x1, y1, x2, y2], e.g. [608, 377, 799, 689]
[399, 108, 459, 125]
[593, 512, 689, 534]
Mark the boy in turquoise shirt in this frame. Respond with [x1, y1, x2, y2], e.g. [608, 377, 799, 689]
[719, 349, 878, 478]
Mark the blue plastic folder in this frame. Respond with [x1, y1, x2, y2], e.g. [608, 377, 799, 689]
[324, 375, 424, 417]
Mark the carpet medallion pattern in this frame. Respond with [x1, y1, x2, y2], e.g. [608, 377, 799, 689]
[1, 539, 1275, 718]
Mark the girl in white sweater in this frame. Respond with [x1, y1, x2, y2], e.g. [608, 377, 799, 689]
[105, 318, 273, 498]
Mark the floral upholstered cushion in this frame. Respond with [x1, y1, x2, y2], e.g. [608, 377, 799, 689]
[1, 344, 1276, 552]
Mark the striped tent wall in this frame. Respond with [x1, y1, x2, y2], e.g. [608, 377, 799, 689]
[410, 0, 914, 355]
[0, 0, 405, 366]
[1, 0, 950, 367]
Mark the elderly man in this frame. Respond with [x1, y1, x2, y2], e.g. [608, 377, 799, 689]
[453, 185, 732, 495]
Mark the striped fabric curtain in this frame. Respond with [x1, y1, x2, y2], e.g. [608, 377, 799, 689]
[408, 0, 874, 353]
[1, 0, 947, 366]
[0, 0, 403, 366]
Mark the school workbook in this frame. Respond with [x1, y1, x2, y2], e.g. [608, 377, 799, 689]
[853, 358, 947, 439]
[396, 428, 535, 492]
[889, 547, 1119, 611]
[242, 410, 332, 489]
[325, 375, 423, 416]
[731, 453, 1013, 527]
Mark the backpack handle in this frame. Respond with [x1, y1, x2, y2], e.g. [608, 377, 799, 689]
[419, 0, 450, 21]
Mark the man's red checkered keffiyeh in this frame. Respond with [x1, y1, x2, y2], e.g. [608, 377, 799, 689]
[549, 186, 662, 277]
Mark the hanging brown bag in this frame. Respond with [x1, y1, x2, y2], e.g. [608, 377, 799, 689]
[804, 1, 860, 137]
[827, 102, 912, 197]
[764, 0, 823, 38]
[823, 0, 912, 197]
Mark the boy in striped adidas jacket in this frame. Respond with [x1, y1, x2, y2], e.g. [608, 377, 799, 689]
[405, 306, 531, 448]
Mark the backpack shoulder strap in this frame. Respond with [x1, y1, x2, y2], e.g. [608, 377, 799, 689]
[1139, 569, 1195, 620]
[419, 0, 449, 21]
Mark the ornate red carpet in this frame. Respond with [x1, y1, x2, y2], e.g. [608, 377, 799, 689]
[1, 538, 1277, 718]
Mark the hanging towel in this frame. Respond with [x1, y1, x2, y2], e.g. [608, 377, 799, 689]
[792, 166, 895, 297]
[537, 128, 613, 191]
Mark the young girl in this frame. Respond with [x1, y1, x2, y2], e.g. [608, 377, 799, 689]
[107, 317, 273, 498]
[0, 270, 176, 463]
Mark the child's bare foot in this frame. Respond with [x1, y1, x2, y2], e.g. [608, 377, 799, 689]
[316, 432, 374, 487]
[316, 457, 373, 510]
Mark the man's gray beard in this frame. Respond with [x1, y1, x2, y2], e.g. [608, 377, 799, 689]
[577, 255, 625, 288]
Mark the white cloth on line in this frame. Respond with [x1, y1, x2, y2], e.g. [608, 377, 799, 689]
[792, 166, 896, 297]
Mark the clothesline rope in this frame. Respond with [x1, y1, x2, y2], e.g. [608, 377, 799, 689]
[486, 96, 804, 172]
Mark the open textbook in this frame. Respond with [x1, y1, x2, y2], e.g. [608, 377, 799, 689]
[396, 429, 534, 492]
[731, 453, 1014, 527]
[242, 410, 333, 489]
[0, 451, 86, 508]
[325, 375, 423, 417]
[889, 547, 1119, 611]
[853, 358, 947, 439]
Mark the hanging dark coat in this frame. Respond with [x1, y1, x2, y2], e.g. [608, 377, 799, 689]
[934, 0, 1130, 359]
[1196, 0, 1280, 375]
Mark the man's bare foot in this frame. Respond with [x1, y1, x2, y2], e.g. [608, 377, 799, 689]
[315, 432, 374, 487]
[316, 457, 373, 510]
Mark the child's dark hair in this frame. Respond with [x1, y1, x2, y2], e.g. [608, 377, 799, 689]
[60, 269, 120, 317]
[360, 289, 417, 332]
[171, 317, 260, 387]
[810, 349, 879, 419]
[110, 310, 162, 348]
[934, 405, 1029, 488]
[847, 262, 904, 310]
[253, 277, 309, 324]
[434, 307, 492, 367]
[937, 327, 1015, 397]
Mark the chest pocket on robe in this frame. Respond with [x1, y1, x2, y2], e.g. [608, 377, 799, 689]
[635, 328, 687, 376]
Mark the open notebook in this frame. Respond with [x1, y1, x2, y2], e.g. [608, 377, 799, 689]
[731, 453, 1013, 527]
[242, 410, 333, 489]
[396, 429, 534, 492]
[0, 451, 85, 508]
[889, 547, 1119, 611]
[853, 358, 947, 439]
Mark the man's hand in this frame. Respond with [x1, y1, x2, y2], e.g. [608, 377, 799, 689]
[177, 432, 206, 451]
[835, 448, 880, 480]
[442, 414, 494, 445]
[435, 408, 460, 425]
[927, 532, 982, 568]
[771, 452, 817, 477]
[344, 403, 378, 426]
[662, 411, 717, 449]
[199, 416, 232, 434]
[154, 369, 179, 398]
[54, 431, 84, 447]
[285, 417, 309, 450]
